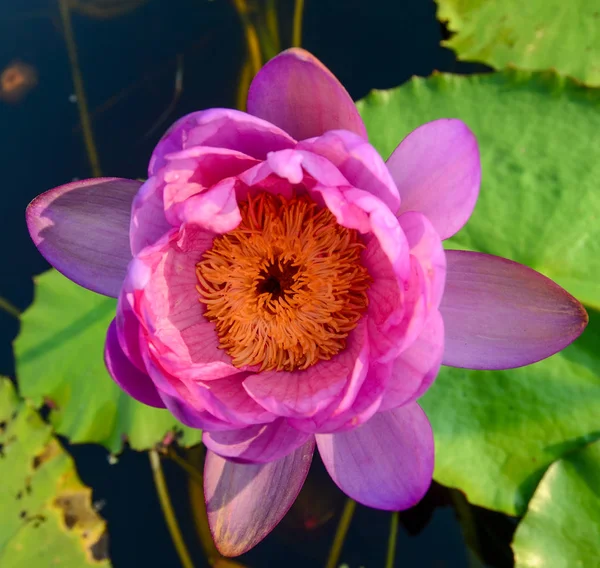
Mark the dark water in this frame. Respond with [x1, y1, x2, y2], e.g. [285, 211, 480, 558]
[0, 0, 513, 566]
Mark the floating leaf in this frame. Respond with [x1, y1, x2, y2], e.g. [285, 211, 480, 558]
[358, 70, 600, 515]
[0, 377, 111, 566]
[512, 439, 600, 568]
[435, 0, 600, 87]
[14, 269, 202, 453]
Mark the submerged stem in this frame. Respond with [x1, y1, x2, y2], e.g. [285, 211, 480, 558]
[149, 450, 195, 568]
[58, 0, 101, 177]
[292, 0, 305, 47]
[232, 0, 263, 76]
[0, 296, 20, 319]
[325, 497, 356, 568]
[385, 511, 399, 568]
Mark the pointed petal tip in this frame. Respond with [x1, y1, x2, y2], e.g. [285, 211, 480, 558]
[205, 440, 315, 556]
[441, 251, 590, 370]
[247, 49, 367, 141]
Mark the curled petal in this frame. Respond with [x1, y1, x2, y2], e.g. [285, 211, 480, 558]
[387, 119, 480, 240]
[247, 48, 367, 141]
[398, 211, 446, 310]
[243, 322, 368, 418]
[316, 403, 434, 510]
[298, 130, 400, 212]
[104, 319, 164, 408]
[149, 108, 295, 175]
[130, 177, 171, 256]
[203, 419, 312, 463]
[379, 310, 444, 411]
[26, 178, 141, 297]
[441, 251, 589, 370]
[204, 440, 315, 556]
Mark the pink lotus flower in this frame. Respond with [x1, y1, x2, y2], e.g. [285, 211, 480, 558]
[27, 49, 587, 556]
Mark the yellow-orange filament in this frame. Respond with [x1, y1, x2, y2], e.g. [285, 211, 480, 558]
[196, 192, 371, 371]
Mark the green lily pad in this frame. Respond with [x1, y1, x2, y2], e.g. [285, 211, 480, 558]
[0, 377, 111, 566]
[13, 269, 202, 454]
[436, 0, 600, 87]
[358, 70, 600, 308]
[358, 71, 600, 515]
[512, 439, 600, 567]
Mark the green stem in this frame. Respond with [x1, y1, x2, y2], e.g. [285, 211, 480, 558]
[166, 448, 227, 567]
[149, 450, 195, 568]
[232, 0, 263, 76]
[292, 0, 305, 47]
[264, 0, 280, 53]
[58, 0, 102, 177]
[385, 511, 399, 568]
[325, 498, 356, 568]
[0, 296, 20, 319]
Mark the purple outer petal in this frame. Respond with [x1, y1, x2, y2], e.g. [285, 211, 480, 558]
[104, 319, 165, 408]
[441, 251, 589, 370]
[203, 419, 312, 463]
[26, 178, 141, 297]
[316, 403, 434, 510]
[204, 440, 315, 557]
[386, 119, 480, 240]
[247, 48, 367, 141]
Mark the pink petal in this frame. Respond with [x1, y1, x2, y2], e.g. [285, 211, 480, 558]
[149, 108, 295, 175]
[398, 211, 446, 309]
[441, 251, 589, 370]
[379, 310, 444, 411]
[203, 419, 312, 463]
[386, 119, 480, 240]
[104, 319, 165, 408]
[130, 177, 171, 256]
[159, 391, 238, 432]
[191, 375, 276, 426]
[204, 440, 315, 556]
[247, 48, 367, 141]
[26, 178, 141, 297]
[160, 146, 258, 226]
[132, 226, 241, 382]
[316, 403, 434, 510]
[291, 359, 390, 434]
[298, 130, 400, 212]
[243, 321, 368, 418]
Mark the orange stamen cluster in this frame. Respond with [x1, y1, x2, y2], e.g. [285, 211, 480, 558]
[196, 192, 371, 372]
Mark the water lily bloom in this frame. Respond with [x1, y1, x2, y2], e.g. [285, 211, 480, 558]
[27, 49, 587, 556]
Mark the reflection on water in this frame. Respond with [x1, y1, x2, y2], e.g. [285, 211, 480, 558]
[70, 0, 148, 19]
[0, 60, 37, 103]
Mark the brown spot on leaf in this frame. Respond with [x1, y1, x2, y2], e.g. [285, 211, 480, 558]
[32, 439, 61, 470]
[53, 488, 110, 564]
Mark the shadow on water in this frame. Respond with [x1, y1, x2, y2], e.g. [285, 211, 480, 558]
[1, 0, 503, 566]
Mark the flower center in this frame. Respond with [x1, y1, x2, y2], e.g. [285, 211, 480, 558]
[196, 192, 371, 372]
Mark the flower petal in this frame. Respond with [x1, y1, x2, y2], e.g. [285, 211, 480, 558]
[247, 48, 367, 141]
[398, 211, 446, 310]
[441, 251, 589, 369]
[379, 310, 444, 411]
[204, 440, 315, 556]
[316, 403, 434, 510]
[386, 119, 480, 240]
[298, 130, 400, 212]
[243, 321, 368, 418]
[26, 178, 141, 297]
[130, 176, 171, 256]
[149, 108, 295, 175]
[203, 419, 312, 463]
[104, 319, 165, 408]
